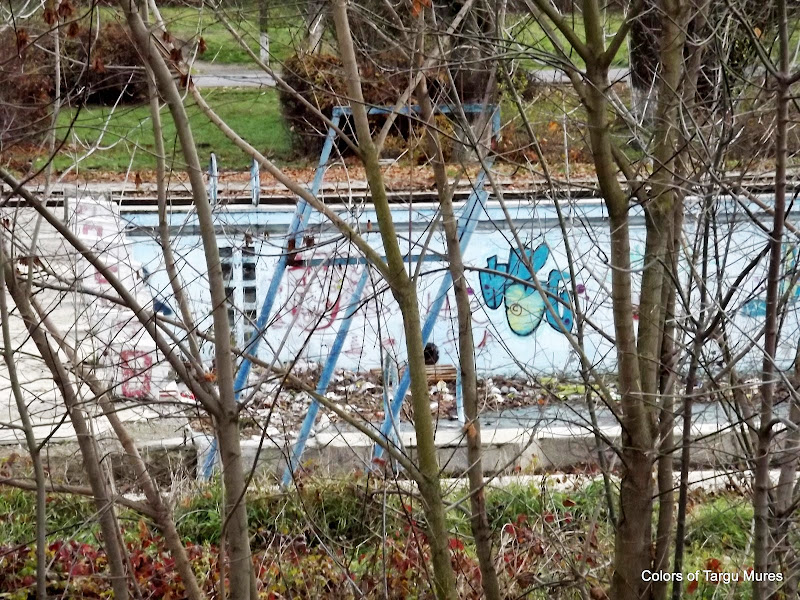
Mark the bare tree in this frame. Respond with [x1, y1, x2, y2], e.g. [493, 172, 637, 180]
[4, 0, 800, 598]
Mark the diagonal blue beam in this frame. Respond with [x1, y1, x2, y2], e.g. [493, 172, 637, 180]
[251, 158, 260, 206]
[372, 170, 490, 463]
[200, 110, 343, 479]
[208, 153, 218, 205]
[233, 108, 344, 395]
[281, 268, 369, 486]
[201, 104, 498, 479]
[373, 105, 500, 462]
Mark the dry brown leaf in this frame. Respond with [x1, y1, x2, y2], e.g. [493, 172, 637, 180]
[91, 55, 105, 73]
[15, 28, 29, 52]
[66, 21, 81, 38]
[43, 8, 57, 25]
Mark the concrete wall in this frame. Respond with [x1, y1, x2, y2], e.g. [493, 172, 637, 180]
[0, 199, 170, 447]
[123, 195, 800, 376]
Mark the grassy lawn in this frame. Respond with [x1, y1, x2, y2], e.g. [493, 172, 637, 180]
[508, 12, 628, 70]
[95, 4, 304, 65]
[49, 89, 291, 173]
[153, 7, 630, 69]
[154, 5, 304, 65]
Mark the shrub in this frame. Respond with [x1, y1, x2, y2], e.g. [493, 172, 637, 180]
[278, 52, 473, 160]
[0, 20, 146, 149]
[62, 22, 148, 105]
[279, 52, 407, 156]
[0, 29, 54, 148]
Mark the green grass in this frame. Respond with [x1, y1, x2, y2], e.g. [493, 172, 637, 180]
[48, 89, 291, 172]
[508, 12, 628, 70]
[175, 478, 399, 547]
[0, 481, 762, 600]
[95, 4, 304, 65]
[97, 4, 630, 69]
[685, 495, 754, 551]
[158, 5, 302, 65]
[0, 487, 99, 545]
[159, 7, 629, 69]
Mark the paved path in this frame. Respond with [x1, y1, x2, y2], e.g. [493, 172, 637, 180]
[192, 61, 276, 88]
[190, 61, 630, 89]
[528, 66, 629, 85]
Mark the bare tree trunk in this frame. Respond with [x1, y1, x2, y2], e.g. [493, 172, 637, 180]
[773, 353, 800, 597]
[4, 265, 130, 600]
[142, 3, 202, 368]
[583, 50, 652, 600]
[0, 242, 47, 600]
[646, 3, 686, 598]
[331, 2, 458, 598]
[652, 205, 682, 600]
[577, 1, 686, 597]
[414, 40, 501, 600]
[753, 0, 789, 596]
[305, 0, 325, 53]
[119, 2, 256, 598]
[29, 298, 206, 600]
[629, 0, 660, 123]
[671, 191, 711, 600]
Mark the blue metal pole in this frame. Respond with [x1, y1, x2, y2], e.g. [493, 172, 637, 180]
[208, 153, 218, 205]
[233, 109, 342, 394]
[251, 158, 260, 206]
[372, 106, 499, 462]
[372, 175, 490, 463]
[200, 110, 343, 479]
[281, 268, 369, 486]
[455, 364, 465, 424]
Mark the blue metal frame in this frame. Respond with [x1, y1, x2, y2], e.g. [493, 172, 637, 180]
[251, 158, 260, 206]
[371, 169, 492, 464]
[200, 111, 342, 479]
[208, 153, 218, 205]
[281, 269, 369, 486]
[201, 103, 499, 480]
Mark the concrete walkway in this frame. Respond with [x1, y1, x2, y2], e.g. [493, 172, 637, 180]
[528, 66, 629, 85]
[189, 60, 629, 89]
[192, 61, 276, 88]
[188, 401, 758, 481]
[0, 393, 776, 485]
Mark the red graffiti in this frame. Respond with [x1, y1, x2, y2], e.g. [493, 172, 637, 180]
[81, 224, 104, 238]
[476, 328, 498, 350]
[94, 263, 119, 285]
[119, 350, 152, 398]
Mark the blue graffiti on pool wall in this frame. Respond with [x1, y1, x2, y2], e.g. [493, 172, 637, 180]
[741, 245, 800, 318]
[479, 244, 574, 336]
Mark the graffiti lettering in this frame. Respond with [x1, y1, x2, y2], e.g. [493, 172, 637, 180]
[119, 350, 153, 398]
[742, 245, 800, 317]
[94, 263, 119, 285]
[479, 244, 573, 336]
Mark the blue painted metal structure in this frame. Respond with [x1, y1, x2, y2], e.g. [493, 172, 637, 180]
[208, 153, 218, 205]
[251, 158, 260, 206]
[371, 169, 492, 464]
[201, 111, 343, 478]
[281, 269, 369, 486]
[201, 103, 499, 480]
